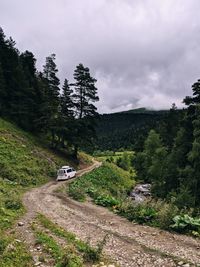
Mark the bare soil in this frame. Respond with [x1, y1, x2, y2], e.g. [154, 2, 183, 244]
[15, 161, 200, 267]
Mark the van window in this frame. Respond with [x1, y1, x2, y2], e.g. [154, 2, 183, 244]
[67, 169, 71, 173]
[58, 169, 65, 175]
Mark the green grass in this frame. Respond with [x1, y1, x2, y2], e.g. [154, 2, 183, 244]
[0, 235, 33, 267]
[37, 214, 77, 242]
[35, 231, 63, 261]
[0, 118, 89, 266]
[0, 118, 69, 232]
[33, 214, 108, 266]
[68, 162, 135, 206]
[96, 151, 134, 163]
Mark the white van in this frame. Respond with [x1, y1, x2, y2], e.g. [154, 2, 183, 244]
[56, 166, 76, 181]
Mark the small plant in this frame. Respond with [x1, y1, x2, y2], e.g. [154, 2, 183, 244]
[35, 232, 62, 261]
[94, 194, 120, 207]
[4, 199, 22, 210]
[68, 185, 86, 202]
[171, 214, 200, 234]
[0, 238, 7, 254]
[154, 200, 179, 229]
[86, 187, 98, 198]
[117, 200, 157, 224]
[58, 246, 83, 267]
[81, 235, 107, 263]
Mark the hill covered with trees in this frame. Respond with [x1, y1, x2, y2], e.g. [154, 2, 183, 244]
[92, 107, 183, 152]
[133, 81, 200, 209]
[0, 27, 99, 159]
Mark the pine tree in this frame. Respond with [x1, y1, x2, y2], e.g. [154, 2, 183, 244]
[134, 130, 167, 183]
[56, 79, 74, 148]
[158, 103, 182, 149]
[43, 53, 60, 113]
[60, 79, 74, 118]
[72, 63, 99, 119]
[180, 78, 200, 206]
[187, 105, 200, 205]
[42, 54, 60, 143]
[18, 51, 39, 130]
[184, 79, 200, 106]
[0, 63, 6, 115]
[70, 63, 99, 158]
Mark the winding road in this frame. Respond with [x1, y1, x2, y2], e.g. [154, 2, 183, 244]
[15, 161, 200, 267]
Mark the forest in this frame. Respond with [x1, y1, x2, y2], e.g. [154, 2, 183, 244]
[0, 27, 99, 159]
[92, 108, 176, 152]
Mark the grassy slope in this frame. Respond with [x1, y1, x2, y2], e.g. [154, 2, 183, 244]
[0, 118, 89, 266]
[96, 151, 134, 163]
[68, 162, 135, 206]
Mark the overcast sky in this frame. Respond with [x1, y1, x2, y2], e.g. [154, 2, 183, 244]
[1, 0, 200, 113]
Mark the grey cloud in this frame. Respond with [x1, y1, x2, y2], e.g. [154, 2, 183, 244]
[1, 0, 200, 113]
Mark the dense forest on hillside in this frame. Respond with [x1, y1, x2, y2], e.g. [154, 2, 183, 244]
[93, 110, 169, 151]
[91, 107, 184, 152]
[0, 27, 99, 159]
[133, 84, 200, 208]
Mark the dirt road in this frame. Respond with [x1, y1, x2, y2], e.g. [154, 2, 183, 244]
[16, 161, 200, 267]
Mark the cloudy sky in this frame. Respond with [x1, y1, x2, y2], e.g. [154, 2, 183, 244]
[1, 0, 200, 113]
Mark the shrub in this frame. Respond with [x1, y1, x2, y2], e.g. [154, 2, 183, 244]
[171, 214, 200, 235]
[117, 198, 181, 229]
[81, 235, 107, 263]
[58, 246, 83, 267]
[94, 194, 120, 207]
[0, 238, 7, 254]
[155, 200, 179, 229]
[117, 200, 157, 224]
[86, 187, 98, 198]
[68, 186, 86, 202]
[4, 199, 22, 210]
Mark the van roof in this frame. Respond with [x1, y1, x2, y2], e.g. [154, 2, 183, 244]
[61, 166, 70, 169]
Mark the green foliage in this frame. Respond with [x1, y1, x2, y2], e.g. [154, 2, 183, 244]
[4, 199, 22, 210]
[0, 119, 67, 186]
[35, 231, 62, 261]
[82, 235, 107, 263]
[72, 63, 99, 119]
[57, 246, 83, 267]
[68, 162, 134, 207]
[68, 185, 86, 202]
[169, 185, 195, 208]
[0, 238, 7, 254]
[117, 199, 180, 230]
[91, 110, 168, 152]
[118, 200, 157, 224]
[0, 27, 99, 157]
[116, 151, 133, 171]
[134, 130, 168, 191]
[0, 236, 32, 267]
[171, 214, 200, 235]
[94, 194, 120, 207]
[155, 200, 179, 229]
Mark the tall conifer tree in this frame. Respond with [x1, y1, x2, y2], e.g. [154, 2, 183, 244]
[72, 63, 99, 119]
[60, 79, 74, 118]
[42, 54, 60, 143]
